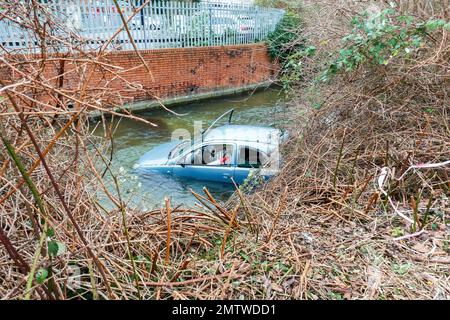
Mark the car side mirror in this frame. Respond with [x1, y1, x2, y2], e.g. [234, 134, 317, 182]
[176, 159, 186, 167]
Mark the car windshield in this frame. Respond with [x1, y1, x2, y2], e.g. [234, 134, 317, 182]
[169, 132, 208, 160]
[168, 140, 190, 160]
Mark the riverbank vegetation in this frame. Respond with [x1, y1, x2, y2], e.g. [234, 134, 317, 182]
[245, 0, 449, 299]
[0, 0, 449, 299]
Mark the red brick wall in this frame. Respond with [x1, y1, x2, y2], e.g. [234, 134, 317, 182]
[1, 44, 277, 107]
[97, 43, 276, 102]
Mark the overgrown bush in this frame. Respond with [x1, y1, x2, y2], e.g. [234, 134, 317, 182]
[320, 8, 450, 82]
[267, 12, 302, 61]
[267, 11, 316, 90]
[241, 0, 449, 299]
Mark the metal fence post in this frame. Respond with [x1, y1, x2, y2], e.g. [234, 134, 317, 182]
[0, 1, 285, 53]
[208, 5, 212, 47]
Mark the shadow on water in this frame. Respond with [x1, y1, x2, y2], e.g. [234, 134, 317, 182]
[93, 88, 286, 210]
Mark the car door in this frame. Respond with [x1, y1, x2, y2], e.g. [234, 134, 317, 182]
[173, 143, 236, 184]
[234, 145, 270, 184]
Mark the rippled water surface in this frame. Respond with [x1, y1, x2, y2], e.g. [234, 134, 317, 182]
[93, 88, 286, 210]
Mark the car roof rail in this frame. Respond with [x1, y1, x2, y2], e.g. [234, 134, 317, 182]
[201, 109, 234, 142]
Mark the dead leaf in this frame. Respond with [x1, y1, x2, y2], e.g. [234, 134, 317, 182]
[283, 277, 296, 288]
[412, 243, 430, 254]
[271, 282, 284, 293]
[367, 266, 382, 299]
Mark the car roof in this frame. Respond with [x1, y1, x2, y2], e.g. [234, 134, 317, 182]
[203, 125, 281, 145]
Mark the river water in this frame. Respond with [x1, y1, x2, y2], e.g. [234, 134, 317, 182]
[93, 88, 286, 210]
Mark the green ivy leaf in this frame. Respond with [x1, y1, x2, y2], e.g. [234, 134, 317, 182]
[36, 268, 48, 284]
[398, 15, 414, 26]
[46, 228, 55, 238]
[313, 102, 322, 110]
[239, 251, 250, 262]
[388, 38, 398, 47]
[48, 240, 66, 257]
[48, 241, 58, 257]
[411, 35, 422, 47]
[383, 8, 396, 16]
[328, 63, 338, 75]
[425, 19, 445, 31]
[304, 46, 316, 57]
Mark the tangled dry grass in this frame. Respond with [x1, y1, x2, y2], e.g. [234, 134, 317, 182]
[0, 0, 449, 300]
[216, 0, 450, 299]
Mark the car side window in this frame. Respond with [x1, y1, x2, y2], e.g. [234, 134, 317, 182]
[177, 150, 195, 165]
[178, 144, 234, 166]
[202, 144, 233, 166]
[237, 146, 269, 168]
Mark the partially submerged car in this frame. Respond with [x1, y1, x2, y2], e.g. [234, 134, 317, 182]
[136, 110, 287, 184]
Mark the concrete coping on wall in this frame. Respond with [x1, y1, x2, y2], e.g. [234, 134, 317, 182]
[89, 80, 275, 119]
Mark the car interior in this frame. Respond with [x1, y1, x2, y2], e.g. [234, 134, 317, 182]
[237, 146, 269, 168]
[179, 144, 234, 166]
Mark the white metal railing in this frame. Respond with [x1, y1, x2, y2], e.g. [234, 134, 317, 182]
[0, 1, 285, 53]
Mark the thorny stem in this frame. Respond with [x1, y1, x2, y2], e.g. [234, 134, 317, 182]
[119, 205, 142, 299]
[88, 138, 142, 299]
[24, 221, 48, 300]
[0, 107, 86, 206]
[165, 197, 172, 265]
[221, 204, 240, 260]
[0, 131, 47, 218]
[0, 227, 51, 300]
[87, 260, 99, 300]
[111, 0, 154, 82]
[333, 128, 346, 189]
[0, 125, 54, 299]
[1, 87, 115, 299]
[421, 195, 434, 229]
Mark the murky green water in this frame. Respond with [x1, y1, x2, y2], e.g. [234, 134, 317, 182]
[93, 88, 286, 210]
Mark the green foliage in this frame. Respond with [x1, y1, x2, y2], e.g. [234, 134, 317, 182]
[391, 227, 404, 237]
[239, 169, 265, 194]
[47, 241, 59, 257]
[47, 240, 66, 258]
[255, 0, 300, 9]
[188, 12, 210, 38]
[328, 291, 344, 300]
[319, 9, 449, 82]
[278, 45, 316, 91]
[35, 268, 48, 284]
[46, 228, 55, 237]
[267, 12, 302, 62]
[267, 12, 309, 90]
[392, 263, 412, 275]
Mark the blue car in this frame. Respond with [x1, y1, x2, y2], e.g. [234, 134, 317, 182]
[135, 110, 287, 184]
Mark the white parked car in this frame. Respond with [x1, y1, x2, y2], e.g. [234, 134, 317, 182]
[130, 15, 163, 31]
[236, 15, 255, 34]
[211, 16, 239, 36]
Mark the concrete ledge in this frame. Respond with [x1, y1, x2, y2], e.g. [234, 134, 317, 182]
[89, 81, 274, 119]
